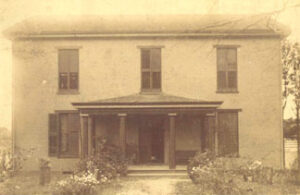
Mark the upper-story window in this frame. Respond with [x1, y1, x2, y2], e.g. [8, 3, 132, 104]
[141, 48, 161, 92]
[216, 47, 238, 93]
[58, 49, 79, 92]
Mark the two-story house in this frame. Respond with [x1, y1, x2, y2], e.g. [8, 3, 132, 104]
[4, 15, 289, 171]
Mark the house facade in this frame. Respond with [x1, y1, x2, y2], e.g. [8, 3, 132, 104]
[5, 15, 288, 171]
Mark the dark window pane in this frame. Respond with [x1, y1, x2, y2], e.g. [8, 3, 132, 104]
[69, 72, 78, 89]
[152, 72, 161, 89]
[228, 71, 237, 89]
[217, 71, 227, 90]
[141, 50, 150, 69]
[59, 73, 68, 89]
[68, 113, 80, 132]
[68, 132, 79, 156]
[142, 72, 151, 89]
[151, 49, 161, 70]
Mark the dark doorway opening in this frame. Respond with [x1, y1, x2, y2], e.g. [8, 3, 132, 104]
[138, 116, 164, 164]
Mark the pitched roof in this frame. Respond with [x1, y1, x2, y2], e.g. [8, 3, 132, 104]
[72, 93, 223, 106]
[3, 14, 290, 39]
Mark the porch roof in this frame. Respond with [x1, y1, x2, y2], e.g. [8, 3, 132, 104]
[72, 93, 222, 114]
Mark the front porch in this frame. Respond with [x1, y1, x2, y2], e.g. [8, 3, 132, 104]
[72, 93, 223, 169]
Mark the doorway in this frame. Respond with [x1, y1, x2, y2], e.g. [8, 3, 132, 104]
[138, 116, 164, 164]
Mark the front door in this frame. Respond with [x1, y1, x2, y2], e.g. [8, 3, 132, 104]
[138, 117, 164, 164]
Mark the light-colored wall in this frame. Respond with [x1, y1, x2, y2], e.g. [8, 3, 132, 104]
[12, 37, 283, 171]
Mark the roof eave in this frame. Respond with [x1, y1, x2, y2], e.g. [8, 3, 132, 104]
[72, 101, 223, 111]
[8, 32, 284, 40]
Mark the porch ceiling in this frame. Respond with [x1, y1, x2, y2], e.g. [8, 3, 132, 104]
[72, 93, 222, 114]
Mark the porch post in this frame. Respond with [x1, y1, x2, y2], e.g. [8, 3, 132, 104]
[80, 113, 88, 158]
[118, 113, 127, 155]
[214, 111, 219, 156]
[168, 113, 177, 169]
[87, 115, 94, 156]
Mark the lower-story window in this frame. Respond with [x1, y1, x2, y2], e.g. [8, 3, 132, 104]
[217, 111, 239, 156]
[48, 112, 80, 158]
[203, 111, 239, 157]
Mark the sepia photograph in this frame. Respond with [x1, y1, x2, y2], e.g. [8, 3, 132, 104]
[0, 0, 300, 194]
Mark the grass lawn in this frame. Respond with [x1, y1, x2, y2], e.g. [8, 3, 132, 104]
[0, 172, 66, 195]
[0, 172, 128, 195]
[2, 171, 300, 195]
[174, 179, 300, 195]
[0, 172, 183, 195]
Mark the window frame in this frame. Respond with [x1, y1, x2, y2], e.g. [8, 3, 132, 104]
[57, 48, 80, 95]
[140, 47, 162, 93]
[55, 110, 80, 158]
[215, 45, 239, 93]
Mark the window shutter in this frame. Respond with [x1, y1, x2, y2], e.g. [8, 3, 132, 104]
[49, 113, 59, 157]
[218, 112, 239, 156]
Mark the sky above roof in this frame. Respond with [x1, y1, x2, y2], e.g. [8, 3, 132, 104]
[0, 0, 299, 129]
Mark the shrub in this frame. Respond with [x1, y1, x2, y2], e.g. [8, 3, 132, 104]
[53, 171, 99, 195]
[76, 137, 128, 183]
[187, 151, 300, 195]
[0, 149, 13, 181]
[187, 151, 215, 183]
[187, 151, 248, 195]
[0, 147, 30, 182]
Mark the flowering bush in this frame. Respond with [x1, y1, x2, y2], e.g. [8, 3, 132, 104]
[239, 159, 275, 184]
[188, 151, 248, 195]
[53, 171, 99, 195]
[76, 137, 128, 183]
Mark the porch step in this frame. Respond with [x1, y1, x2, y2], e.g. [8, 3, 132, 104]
[127, 167, 188, 178]
[128, 165, 187, 171]
[128, 173, 189, 178]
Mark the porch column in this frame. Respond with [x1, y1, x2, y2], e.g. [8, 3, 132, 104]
[118, 113, 127, 155]
[87, 115, 94, 156]
[214, 111, 219, 156]
[80, 114, 88, 158]
[168, 113, 177, 169]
